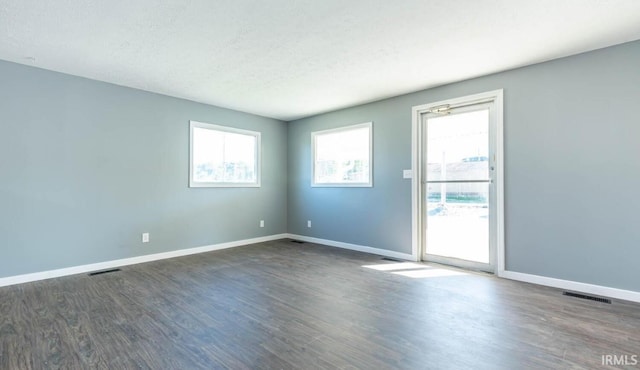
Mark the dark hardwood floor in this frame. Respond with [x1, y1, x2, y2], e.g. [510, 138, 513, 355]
[1, 239, 639, 369]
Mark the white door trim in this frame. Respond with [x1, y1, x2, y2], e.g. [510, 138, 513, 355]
[411, 89, 505, 275]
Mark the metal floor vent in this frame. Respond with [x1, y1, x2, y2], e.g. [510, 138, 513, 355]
[290, 240, 306, 244]
[88, 268, 121, 276]
[563, 291, 611, 304]
[381, 257, 402, 262]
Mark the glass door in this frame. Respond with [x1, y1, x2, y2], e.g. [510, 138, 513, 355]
[422, 102, 496, 272]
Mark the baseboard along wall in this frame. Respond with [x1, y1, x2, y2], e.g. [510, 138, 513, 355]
[0, 234, 288, 288]
[2, 233, 639, 304]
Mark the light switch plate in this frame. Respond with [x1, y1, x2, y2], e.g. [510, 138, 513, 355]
[403, 169, 412, 179]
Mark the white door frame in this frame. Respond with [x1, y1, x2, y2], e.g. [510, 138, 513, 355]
[411, 89, 505, 276]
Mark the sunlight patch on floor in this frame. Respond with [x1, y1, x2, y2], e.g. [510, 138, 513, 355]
[393, 268, 467, 278]
[361, 262, 426, 271]
[362, 262, 469, 279]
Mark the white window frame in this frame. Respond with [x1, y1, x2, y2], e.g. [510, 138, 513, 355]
[189, 120, 261, 188]
[311, 122, 373, 187]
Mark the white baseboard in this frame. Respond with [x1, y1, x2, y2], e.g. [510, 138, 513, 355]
[0, 234, 288, 288]
[286, 233, 414, 261]
[287, 233, 640, 303]
[5, 233, 638, 304]
[501, 270, 640, 304]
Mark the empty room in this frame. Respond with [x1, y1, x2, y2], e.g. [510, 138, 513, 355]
[1, 1, 640, 369]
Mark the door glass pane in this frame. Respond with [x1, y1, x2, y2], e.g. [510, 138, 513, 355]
[426, 183, 489, 263]
[426, 109, 489, 181]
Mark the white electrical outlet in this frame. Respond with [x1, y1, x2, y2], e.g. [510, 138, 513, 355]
[260, 220, 265, 228]
[142, 233, 150, 243]
[403, 169, 412, 179]
[307, 220, 312, 228]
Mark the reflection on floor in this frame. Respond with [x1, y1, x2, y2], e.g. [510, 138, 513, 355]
[363, 262, 469, 278]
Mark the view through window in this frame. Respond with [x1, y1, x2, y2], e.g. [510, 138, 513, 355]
[312, 122, 372, 187]
[189, 121, 260, 187]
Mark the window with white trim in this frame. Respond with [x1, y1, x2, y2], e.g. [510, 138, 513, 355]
[189, 121, 260, 187]
[312, 122, 372, 187]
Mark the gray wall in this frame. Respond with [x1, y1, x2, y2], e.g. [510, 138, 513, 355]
[0, 61, 288, 278]
[288, 40, 640, 292]
[2, 41, 639, 293]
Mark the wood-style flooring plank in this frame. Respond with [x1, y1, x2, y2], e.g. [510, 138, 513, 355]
[1, 239, 639, 369]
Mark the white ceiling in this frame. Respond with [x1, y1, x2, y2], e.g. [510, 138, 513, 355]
[1, 1, 640, 121]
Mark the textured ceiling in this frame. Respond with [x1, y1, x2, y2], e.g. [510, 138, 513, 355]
[1, 0, 640, 121]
